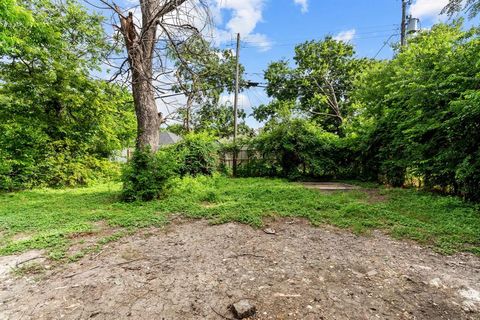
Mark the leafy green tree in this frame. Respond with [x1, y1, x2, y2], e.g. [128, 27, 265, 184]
[0, 0, 136, 190]
[168, 36, 253, 138]
[0, 0, 33, 54]
[354, 22, 480, 199]
[169, 36, 242, 131]
[257, 37, 370, 134]
[194, 102, 253, 138]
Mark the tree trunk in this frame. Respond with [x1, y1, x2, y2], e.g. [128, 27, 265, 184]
[115, 0, 190, 151]
[132, 66, 161, 150]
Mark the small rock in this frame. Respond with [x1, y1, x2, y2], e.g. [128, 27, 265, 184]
[459, 288, 480, 302]
[231, 300, 256, 319]
[367, 270, 378, 277]
[462, 301, 478, 313]
[429, 278, 443, 288]
[263, 228, 276, 235]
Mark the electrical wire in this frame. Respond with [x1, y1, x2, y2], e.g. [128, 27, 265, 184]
[374, 33, 400, 58]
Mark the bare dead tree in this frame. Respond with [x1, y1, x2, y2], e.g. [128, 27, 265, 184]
[442, 0, 480, 18]
[94, 0, 210, 150]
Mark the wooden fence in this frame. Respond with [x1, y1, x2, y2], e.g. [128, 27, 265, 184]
[219, 147, 257, 168]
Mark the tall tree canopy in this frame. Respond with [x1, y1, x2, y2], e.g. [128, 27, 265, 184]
[255, 37, 370, 135]
[0, 0, 136, 190]
[353, 22, 480, 199]
[169, 36, 243, 134]
[0, 0, 33, 53]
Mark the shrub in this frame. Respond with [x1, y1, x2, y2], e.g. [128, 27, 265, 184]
[236, 159, 280, 178]
[121, 147, 180, 202]
[39, 153, 121, 188]
[174, 133, 218, 177]
[252, 119, 342, 179]
[0, 145, 121, 191]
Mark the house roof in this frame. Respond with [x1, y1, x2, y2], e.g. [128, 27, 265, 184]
[159, 131, 182, 146]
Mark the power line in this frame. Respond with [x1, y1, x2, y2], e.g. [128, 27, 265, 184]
[221, 24, 399, 45]
[374, 33, 400, 59]
[241, 27, 400, 44]
[237, 33, 401, 49]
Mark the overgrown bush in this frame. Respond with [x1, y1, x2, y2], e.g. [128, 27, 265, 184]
[121, 133, 220, 202]
[173, 133, 218, 177]
[236, 159, 280, 178]
[121, 147, 180, 202]
[0, 0, 136, 191]
[354, 23, 480, 200]
[0, 144, 121, 191]
[251, 119, 344, 179]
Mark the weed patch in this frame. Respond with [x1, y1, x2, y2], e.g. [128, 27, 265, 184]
[1, 177, 479, 257]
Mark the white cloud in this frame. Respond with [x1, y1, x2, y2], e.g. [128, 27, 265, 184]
[334, 29, 356, 42]
[294, 0, 308, 13]
[410, 0, 449, 20]
[243, 33, 272, 52]
[220, 0, 263, 35]
[116, 0, 272, 51]
[212, 0, 272, 51]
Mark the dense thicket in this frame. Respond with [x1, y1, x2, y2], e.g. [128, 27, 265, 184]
[355, 23, 480, 200]
[241, 120, 341, 179]
[0, 0, 136, 190]
[248, 22, 480, 201]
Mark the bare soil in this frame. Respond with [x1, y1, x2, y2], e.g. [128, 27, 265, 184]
[301, 182, 360, 191]
[1, 219, 479, 320]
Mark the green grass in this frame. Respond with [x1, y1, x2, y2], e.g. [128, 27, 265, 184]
[1, 175, 479, 259]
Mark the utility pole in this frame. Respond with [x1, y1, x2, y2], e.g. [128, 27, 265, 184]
[232, 33, 240, 177]
[401, 0, 408, 47]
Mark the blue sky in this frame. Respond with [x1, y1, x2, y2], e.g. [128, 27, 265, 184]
[210, 0, 471, 127]
[96, 0, 475, 128]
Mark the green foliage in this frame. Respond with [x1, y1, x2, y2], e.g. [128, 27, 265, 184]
[38, 153, 121, 188]
[174, 133, 219, 176]
[170, 36, 241, 101]
[121, 133, 219, 202]
[121, 147, 180, 202]
[251, 119, 344, 179]
[257, 37, 371, 134]
[354, 22, 480, 200]
[256, 22, 480, 202]
[0, 0, 33, 54]
[169, 35, 252, 136]
[0, 0, 136, 190]
[1, 177, 479, 259]
[194, 102, 253, 138]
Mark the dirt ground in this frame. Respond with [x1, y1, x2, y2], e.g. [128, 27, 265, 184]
[301, 182, 360, 191]
[1, 218, 479, 320]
